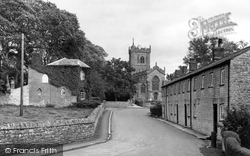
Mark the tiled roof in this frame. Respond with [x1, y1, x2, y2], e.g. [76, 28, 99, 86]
[47, 58, 90, 68]
[162, 46, 250, 87]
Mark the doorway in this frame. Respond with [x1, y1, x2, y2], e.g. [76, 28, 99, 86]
[213, 104, 218, 132]
[184, 104, 187, 126]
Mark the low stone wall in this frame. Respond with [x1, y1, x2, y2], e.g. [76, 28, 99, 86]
[222, 131, 250, 156]
[104, 101, 131, 108]
[0, 104, 105, 154]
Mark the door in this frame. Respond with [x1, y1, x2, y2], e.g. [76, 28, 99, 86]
[213, 104, 218, 132]
[184, 104, 187, 126]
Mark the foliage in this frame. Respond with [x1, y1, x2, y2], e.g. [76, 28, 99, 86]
[183, 36, 248, 67]
[0, 0, 107, 95]
[72, 100, 101, 109]
[45, 103, 55, 108]
[222, 105, 250, 149]
[135, 99, 143, 107]
[102, 58, 136, 101]
[150, 104, 162, 117]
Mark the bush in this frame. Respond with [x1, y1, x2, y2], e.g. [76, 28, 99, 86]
[150, 104, 162, 117]
[45, 103, 55, 108]
[135, 99, 143, 107]
[222, 105, 250, 149]
[72, 100, 101, 109]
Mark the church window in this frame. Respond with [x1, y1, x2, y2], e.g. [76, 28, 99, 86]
[152, 76, 160, 90]
[42, 74, 49, 83]
[153, 92, 158, 100]
[140, 56, 145, 64]
[141, 84, 146, 93]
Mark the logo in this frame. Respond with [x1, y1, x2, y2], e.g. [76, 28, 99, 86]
[188, 13, 237, 39]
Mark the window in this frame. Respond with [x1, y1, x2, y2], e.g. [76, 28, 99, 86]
[187, 80, 190, 92]
[219, 104, 225, 121]
[153, 92, 158, 100]
[140, 56, 145, 64]
[183, 81, 185, 93]
[210, 72, 214, 87]
[201, 75, 205, 89]
[37, 88, 42, 96]
[80, 90, 85, 100]
[178, 83, 181, 94]
[193, 103, 197, 118]
[42, 74, 49, 83]
[220, 69, 225, 85]
[174, 84, 176, 95]
[61, 88, 66, 98]
[80, 71, 85, 80]
[152, 76, 160, 90]
[187, 104, 190, 117]
[141, 84, 146, 93]
[193, 78, 197, 91]
[174, 104, 177, 115]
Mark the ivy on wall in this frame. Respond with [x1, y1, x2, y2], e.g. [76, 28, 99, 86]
[31, 64, 87, 96]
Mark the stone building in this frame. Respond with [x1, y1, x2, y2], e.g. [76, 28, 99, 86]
[29, 53, 90, 107]
[162, 46, 250, 136]
[129, 41, 165, 101]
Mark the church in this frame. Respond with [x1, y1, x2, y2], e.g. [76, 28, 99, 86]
[129, 40, 166, 102]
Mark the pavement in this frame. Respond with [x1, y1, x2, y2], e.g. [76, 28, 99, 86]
[60, 109, 113, 152]
[44, 105, 221, 155]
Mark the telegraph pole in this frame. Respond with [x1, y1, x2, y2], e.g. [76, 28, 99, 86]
[20, 33, 24, 116]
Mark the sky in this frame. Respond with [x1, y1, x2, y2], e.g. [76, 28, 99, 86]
[48, 0, 250, 74]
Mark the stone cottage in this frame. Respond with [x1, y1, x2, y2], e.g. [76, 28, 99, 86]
[29, 53, 90, 107]
[162, 46, 250, 136]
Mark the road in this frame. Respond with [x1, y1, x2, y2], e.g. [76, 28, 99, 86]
[52, 108, 218, 156]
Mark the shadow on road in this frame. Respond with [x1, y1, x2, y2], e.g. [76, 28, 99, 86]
[199, 141, 223, 156]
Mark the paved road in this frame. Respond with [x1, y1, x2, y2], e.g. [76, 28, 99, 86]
[53, 108, 214, 156]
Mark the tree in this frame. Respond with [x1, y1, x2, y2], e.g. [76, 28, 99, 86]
[183, 36, 248, 67]
[0, 0, 108, 95]
[103, 58, 136, 101]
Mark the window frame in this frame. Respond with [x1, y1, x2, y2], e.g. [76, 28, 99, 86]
[193, 78, 197, 91]
[209, 72, 214, 88]
[219, 103, 225, 121]
[220, 68, 225, 86]
[187, 80, 190, 92]
[201, 75, 205, 89]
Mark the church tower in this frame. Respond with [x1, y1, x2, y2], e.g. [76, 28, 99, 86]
[128, 39, 151, 72]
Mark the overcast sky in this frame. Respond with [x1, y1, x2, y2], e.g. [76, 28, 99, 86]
[48, 0, 250, 74]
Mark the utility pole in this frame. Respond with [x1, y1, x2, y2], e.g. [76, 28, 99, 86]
[20, 33, 24, 116]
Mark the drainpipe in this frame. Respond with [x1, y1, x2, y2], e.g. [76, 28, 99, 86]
[189, 77, 192, 128]
[228, 62, 230, 110]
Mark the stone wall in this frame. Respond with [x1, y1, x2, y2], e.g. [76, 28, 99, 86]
[104, 101, 131, 108]
[230, 50, 250, 109]
[0, 104, 105, 154]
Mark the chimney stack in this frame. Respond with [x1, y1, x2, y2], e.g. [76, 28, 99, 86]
[181, 66, 188, 75]
[31, 52, 43, 66]
[174, 70, 182, 78]
[213, 38, 224, 61]
[189, 58, 197, 72]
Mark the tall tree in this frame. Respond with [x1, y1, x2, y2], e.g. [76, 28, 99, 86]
[103, 58, 136, 101]
[183, 36, 248, 67]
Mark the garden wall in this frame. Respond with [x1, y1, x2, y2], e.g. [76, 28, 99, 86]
[0, 104, 105, 154]
[104, 101, 131, 108]
[222, 131, 250, 156]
